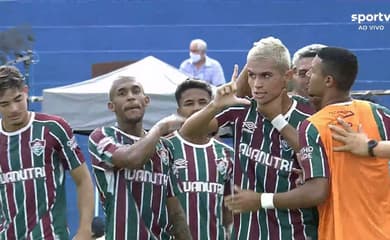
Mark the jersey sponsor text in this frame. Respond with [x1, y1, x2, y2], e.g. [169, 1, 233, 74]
[124, 169, 168, 186]
[0, 167, 46, 184]
[182, 181, 224, 195]
[239, 143, 293, 172]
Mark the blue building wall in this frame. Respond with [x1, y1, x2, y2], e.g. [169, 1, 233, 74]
[1, 0, 390, 236]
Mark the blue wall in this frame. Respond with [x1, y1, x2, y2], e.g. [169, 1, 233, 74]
[1, 0, 390, 236]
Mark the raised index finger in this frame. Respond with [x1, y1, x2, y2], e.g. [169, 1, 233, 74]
[230, 64, 239, 83]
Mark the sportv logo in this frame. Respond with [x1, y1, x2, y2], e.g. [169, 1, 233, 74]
[351, 12, 390, 24]
[351, 12, 389, 31]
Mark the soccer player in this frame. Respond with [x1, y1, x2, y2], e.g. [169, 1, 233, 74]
[166, 79, 234, 240]
[289, 44, 327, 99]
[0, 65, 94, 239]
[259, 47, 390, 240]
[181, 37, 317, 240]
[88, 76, 192, 240]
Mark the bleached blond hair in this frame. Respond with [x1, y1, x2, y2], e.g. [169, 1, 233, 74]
[247, 36, 291, 72]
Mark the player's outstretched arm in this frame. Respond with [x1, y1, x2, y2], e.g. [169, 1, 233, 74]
[273, 177, 329, 209]
[181, 65, 250, 139]
[225, 178, 328, 213]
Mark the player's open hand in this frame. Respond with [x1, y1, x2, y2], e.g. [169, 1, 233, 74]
[214, 65, 251, 109]
[224, 185, 261, 214]
[330, 117, 369, 156]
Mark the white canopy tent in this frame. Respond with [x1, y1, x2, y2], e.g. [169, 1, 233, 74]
[42, 56, 189, 132]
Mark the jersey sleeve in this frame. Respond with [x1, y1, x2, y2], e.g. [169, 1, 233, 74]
[370, 103, 390, 140]
[162, 138, 182, 197]
[49, 117, 85, 171]
[88, 127, 120, 171]
[298, 120, 330, 181]
[215, 102, 249, 128]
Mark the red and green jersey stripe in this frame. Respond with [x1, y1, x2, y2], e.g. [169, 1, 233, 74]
[216, 98, 318, 240]
[0, 112, 85, 239]
[165, 131, 234, 240]
[89, 126, 177, 240]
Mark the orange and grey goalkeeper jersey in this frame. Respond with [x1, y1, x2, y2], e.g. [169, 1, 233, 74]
[299, 100, 390, 240]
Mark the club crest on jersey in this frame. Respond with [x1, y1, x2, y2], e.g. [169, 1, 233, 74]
[216, 158, 229, 177]
[280, 138, 292, 151]
[30, 139, 46, 156]
[156, 146, 169, 166]
[242, 121, 257, 133]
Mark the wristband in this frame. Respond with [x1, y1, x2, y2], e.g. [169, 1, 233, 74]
[271, 114, 288, 131]
[261, 193, 275, 209]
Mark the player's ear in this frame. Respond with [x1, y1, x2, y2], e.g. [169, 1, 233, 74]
[325, 75, 335, 87]
[107, 101, 115, 112]
[144, 96, 150, 106]
[22, 85, 29, 94]
[283, 69, 294, 87]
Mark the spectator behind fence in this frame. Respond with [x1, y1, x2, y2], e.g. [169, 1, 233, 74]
[179, 39, 226, 86]
[0, 65, 94, 239]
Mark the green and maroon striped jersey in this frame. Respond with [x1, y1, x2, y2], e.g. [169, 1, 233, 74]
[165, 131, 234, 240]
[0, 112, 85, 240]
[216, 98, 318, 240]
[88, 126, 177, 240]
